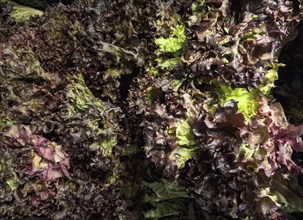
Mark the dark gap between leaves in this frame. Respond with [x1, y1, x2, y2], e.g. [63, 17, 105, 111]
[274, 20, 303, 126]
[12, 0, 75, 11]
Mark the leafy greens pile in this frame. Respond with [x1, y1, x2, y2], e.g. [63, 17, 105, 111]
[1, 0, 303, 219]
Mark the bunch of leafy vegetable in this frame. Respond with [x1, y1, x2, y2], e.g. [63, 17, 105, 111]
[1, 0, 303, 219]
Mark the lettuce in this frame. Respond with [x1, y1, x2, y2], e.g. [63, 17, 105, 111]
[1, 0, 303, 219]
[143, 180, 192, 219]
[219, 85, 260, 120]
[155, 22, 186, 54]
[1, 0, 43, 20]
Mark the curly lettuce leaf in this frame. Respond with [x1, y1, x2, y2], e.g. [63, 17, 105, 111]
[143, 180, 192, 219]
[155, 22, 186, 54]
[1, 0, 43, 20]
[219, 84, 259, 120]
